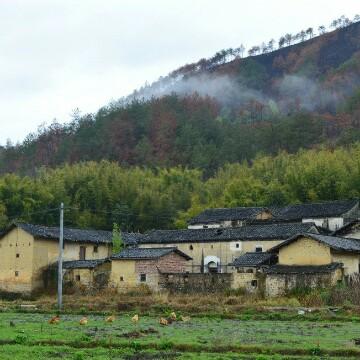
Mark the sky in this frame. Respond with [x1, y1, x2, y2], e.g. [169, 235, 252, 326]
[0, 0, 359, 145]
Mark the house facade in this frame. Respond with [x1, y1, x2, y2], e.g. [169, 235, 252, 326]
[263, 232, 360, 296]
[137, 223, 318, 273]
[0, 223, 112, 294]
[109, 247, 191, 291]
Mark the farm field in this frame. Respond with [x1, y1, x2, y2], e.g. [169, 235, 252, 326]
[0, 312, 360, 359]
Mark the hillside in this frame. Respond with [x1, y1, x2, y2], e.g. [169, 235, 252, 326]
[1, 20, 360, 175]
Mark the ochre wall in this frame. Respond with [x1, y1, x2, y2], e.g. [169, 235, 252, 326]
[278, 237, 331, 266]
[110, 260, 137, 290]
[0, 228, 35, 293]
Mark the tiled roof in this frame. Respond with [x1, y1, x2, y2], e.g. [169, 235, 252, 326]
[230, 252, 277, 267]
[188, 207, 269, 225]
[270, 232, 360, 253]
[271, 199, 358, 221]
[139, 222, 317, 244]
[122, 232, 145, 246]
[332, 220, 360, 236]
[111, 247, 192, 260]
[15, 223, 112, 244]
[62, 259, 108, 269]
[265, 263, 342, 274]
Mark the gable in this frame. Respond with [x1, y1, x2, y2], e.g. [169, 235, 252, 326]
[278, 236, 331, 266]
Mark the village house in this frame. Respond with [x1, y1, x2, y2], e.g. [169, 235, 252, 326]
[0, 223, 113, 294]
[109, 247, 191, 292]
[263, 232, 360, 296]
[189, 199, 359, 232]
[136, 222, 318, 273]
[188, 207, 273, 229]
[62, 259, 111, 289]
[230, 252, 277, 292]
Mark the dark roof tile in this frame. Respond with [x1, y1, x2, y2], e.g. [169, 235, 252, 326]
[62, 259, 109, 269]
[230, 252, 277, 267]
[265, 263, 343, 274]
[111, 247, 192, 260]
[139, 222, 317, 244]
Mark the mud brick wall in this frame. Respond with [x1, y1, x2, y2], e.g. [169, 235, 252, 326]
[159, 273, 233, 293]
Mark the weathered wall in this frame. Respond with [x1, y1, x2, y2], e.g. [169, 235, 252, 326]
[160, 273, 232, 293]
[278, 237, 331, 266]
[110, 260, 137, 290]
[265, 269, 343, 297]
[0, 228, 34, 293]
[332, 252, 360, 275]
[139, 239, 284, 273]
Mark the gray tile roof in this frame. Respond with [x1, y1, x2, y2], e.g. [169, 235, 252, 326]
[62, 259, 109, 269]
[15, 223, 113, 244]
[111, 247, 192, 260]
[271, 199, 358, 221]
[270, 232, 360, 253]
[230, 252, 277, 267]
[122, 232, 145, 246]
[265, 263, 343, 274]
[139, 222, 317, 244]
[188, 207, 269, 225]
[332, 220, 360, 236]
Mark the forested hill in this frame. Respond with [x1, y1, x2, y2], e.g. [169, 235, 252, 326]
[1, 18, 360, 175]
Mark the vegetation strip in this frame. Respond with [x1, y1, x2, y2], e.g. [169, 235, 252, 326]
[0, 339, 359, 357]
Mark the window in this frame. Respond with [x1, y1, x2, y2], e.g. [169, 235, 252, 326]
[93, 245, 98, 253]
[120, 276, 124, 282]
[79, 246, 86, 260]
[16, 254, 20, 258]
[246, 268, 254, 273]
[211, 245, 214, 249]
[203, 225, 208, 229]
[236, 243, 240, 249]
[15, 271, 19, 277]
[251, 280, 258, 287]
[76, 275, 81, 281]
[189, 245, 193, 250]
[140, 274, 146, 282]
[255, 246, 263, 253]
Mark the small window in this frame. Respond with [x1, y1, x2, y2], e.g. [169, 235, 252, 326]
[79, 246, 86, 260]
[189, 245, 193, 250]
[236, 243, 240, 249]
[76, 275, 81, 281]
[255, 246, 263, 253]
[15, 243, 18, 247]
[246, 268, 254, 273]
[16, 254, 20, 258]
[203, 225, 208, 229]
[120, 276, 124, 282]
[251, 280, 258, 287]
[15, 271, 19, 277]
[211, 245, 214, 249]
[140, 274, 146, 282]
[29, 242, 31, 246]
[93, 245, 98, 253]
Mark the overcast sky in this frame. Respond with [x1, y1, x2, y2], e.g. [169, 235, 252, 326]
[0, 0, 359, 145]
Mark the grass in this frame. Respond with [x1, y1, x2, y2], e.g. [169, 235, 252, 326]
[0, 311, 360, 359]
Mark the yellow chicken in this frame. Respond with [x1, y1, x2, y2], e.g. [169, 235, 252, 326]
[79, 317, 88, 325]
[159, 317, 169, 326]
[131, 314, 139, 323]
[105, 315, 116, 323]
[48, 315, 60, 325]
[180, 315, 191, 322]
[170, 312, 177, 321]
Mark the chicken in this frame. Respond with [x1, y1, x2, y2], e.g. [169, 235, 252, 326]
[48, 315, 60, 325]
[159, 317, 168, 326]
[79, 317, 88, 325]
[170, 312, 177, 321]
[180, 315, 191, 322]
[131, 314, 139, 323]
[105, 315, 116, 323]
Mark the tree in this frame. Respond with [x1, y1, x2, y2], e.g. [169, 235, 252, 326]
[284, 33, 292, 46]
[354, 15, 360, 22]
[299, 30, 306, 41]
[112, 223, 123, 253]
[267, 39, 275, 52]
[306, 27, 314, 39]
[330, 19, 339, 29]
[278, 36, 286, 48]
[318, 25, 326, 35]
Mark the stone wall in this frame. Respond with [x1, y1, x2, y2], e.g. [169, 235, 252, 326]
[159, 273, 233, 293]
[265, 271, 339, 297]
